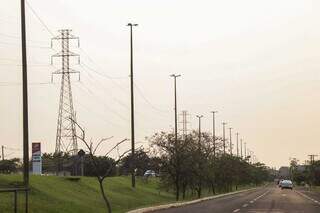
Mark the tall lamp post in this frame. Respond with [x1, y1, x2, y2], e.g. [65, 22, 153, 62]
[196, 115, 204, 144]
[229, 127, 233, 156]
[170, 74, 181, 150]
[236, 132, 239, 157]
[222, 122, 227, 154]
[244, 142, 247, 160]
[127, 22, 138, 188]
[210, 111, 217, 158]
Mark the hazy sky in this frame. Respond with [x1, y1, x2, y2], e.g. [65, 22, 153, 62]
[1, 0, 320, 168]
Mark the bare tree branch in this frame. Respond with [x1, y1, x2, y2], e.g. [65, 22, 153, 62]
[93, 137, 114, 155]
[104, 139, 129, 157]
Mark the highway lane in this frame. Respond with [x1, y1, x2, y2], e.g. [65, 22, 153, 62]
[154, 185, 320, 213]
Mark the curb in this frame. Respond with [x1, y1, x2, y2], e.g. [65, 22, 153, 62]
[127, 187, 259, 213]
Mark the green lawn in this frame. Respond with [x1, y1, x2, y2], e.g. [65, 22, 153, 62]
[0, 175, 174, 213]
[0, 175, 257, 213]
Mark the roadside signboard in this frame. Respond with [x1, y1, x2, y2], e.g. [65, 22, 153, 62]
[32, 142, 42, 175]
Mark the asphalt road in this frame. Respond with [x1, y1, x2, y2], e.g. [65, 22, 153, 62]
[154, 185, 320, 213]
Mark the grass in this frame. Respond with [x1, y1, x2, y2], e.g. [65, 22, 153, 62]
[0, 175, 257, 213]
[0, 175, 174, 213]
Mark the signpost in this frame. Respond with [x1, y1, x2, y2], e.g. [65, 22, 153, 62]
[32, 143, 42, 175]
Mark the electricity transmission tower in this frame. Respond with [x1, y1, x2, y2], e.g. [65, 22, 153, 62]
[179, 110, 189, 139]
[51, 29, 80, 155]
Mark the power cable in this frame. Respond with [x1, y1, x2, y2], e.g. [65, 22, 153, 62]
[25, 1, 55, 37]
[133, 82, 170, 114]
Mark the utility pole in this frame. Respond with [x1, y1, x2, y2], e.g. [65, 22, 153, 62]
[1, 145, 4, 160]
[20, 1, 30, 212]
[211, 111, 218, 158]
[196, 115, 204, 144]
[308, 154, 318, 188]
[229, 127, 233, 156]
[247, 149, 251, 163]
[127, 23, 138, 188]
[236, 133, 239, 157]
[244, 142, 247, 160]
[240, 138, 243, 159]
[222, 122, 227, 154]
[21, 0, 29, 182]
[308, 155, 317, 165]
[171, 74, 181, 147]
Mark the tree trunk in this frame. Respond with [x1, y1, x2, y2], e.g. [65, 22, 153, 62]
[99, 179, 112, 213]
[182, 183, 186, 200]
[211, 182, 216, 195]
[197, 180, 202, 198]
[175, 179, 180, 201]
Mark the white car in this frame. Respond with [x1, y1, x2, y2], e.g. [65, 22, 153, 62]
[280, 180, 293, 190]
[144, 170, 156, 177]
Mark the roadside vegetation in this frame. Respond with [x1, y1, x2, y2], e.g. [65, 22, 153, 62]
[290, 158, 320, 188]
[0, 130, 272, 212]
[0, 175, 174, 213]
[149, 130, 272, 200]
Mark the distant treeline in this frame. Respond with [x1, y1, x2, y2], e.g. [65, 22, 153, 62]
[290, 158, 320, 187]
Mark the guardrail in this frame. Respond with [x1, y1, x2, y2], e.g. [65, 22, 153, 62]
[0, 188, 29, 213]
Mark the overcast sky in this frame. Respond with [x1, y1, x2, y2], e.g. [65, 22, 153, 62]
[1, 0, 320, 168]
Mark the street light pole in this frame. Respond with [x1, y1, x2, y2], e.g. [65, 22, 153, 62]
[244, 142, 247, 160]
[222, 122, 227, 154]
[196, 115, 204, 144]
[240, 138, 243, 159]
[236, 133, 239, 157]
[171, 74, 181, 150]
[127, 22, 138, 188]
[210, 111, 217, 158]
[1, 145, 4, 161]
[229, 127, 233, 156]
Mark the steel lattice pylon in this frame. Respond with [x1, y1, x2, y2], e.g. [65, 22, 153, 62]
[51, 29, 80, 155]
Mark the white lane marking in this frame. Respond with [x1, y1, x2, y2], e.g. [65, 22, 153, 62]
[234, 189, 271, 212]
[253, 189, 270, 202]
[295, 190, 320, 206]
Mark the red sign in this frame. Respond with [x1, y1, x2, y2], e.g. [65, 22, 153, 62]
[32, 143, 41, 154]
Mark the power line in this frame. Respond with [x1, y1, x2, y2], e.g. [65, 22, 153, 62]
[73, 82, 129, 122]
[78, 73, 131, 113]
[133, 82, 170, 114]
[0, 32, 47, 44]
[0, 41, 52, 49]
[0, 63, 53, 67]
[0, 82, 52, 86]
[25, 1, 54, 36]
[79, 72, 170, 123]
[50, 83, 126, 129]
[74, 98, 125, 129]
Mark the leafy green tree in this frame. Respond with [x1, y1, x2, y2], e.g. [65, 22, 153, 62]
[0, 158, 20, 174]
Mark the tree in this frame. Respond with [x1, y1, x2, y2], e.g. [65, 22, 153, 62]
[0, 158, 20, 174]
[72, 118, 129, 213]
[119, 149, 160, 176]
[149, 130, 272, 201]
[149, 131, 189, 201]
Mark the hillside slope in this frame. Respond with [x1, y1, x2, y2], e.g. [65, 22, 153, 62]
[0, 175, 174, 213]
